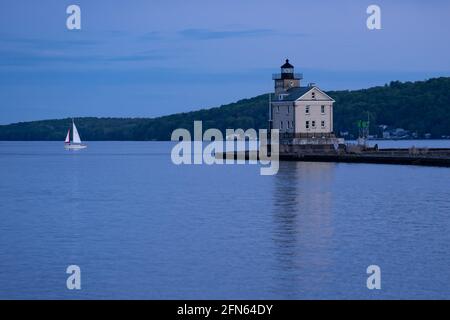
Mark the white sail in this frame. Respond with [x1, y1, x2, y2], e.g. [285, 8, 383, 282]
[72, 121, 82, 144]
[64, 129, 70, 144]
[64, 120, 87, 150]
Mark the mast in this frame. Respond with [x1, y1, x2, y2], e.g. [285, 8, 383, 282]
[268, 92, 272, 131]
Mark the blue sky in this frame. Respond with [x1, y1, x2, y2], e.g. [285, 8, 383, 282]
[1, 0, 450, 124]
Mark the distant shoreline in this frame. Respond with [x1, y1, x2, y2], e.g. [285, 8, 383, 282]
[1, 139, 450, 142]
[1, 77, 450, 141]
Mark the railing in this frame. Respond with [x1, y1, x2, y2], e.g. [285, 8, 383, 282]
[277, 132, 343, 146]
[294, 138, 344, 145]
[279, 133, 337, 139]
[272, 73, 303, 80]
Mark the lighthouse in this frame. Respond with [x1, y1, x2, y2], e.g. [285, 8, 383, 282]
[270, 59, 343, 150]
[273, 59, 302, 95]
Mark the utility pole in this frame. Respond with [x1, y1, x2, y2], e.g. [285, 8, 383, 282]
[268, 92, 272, 154]
[268, 92, 272, 131]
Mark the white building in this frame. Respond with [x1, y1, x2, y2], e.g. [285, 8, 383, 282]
[270, 60, 339, 146]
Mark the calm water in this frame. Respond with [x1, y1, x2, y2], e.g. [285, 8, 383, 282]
[1, 141, 450, 299]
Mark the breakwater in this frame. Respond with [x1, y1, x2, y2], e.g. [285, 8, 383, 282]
[216, 148, 450, 167]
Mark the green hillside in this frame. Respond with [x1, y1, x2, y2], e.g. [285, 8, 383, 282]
[1, 77, 449, 140]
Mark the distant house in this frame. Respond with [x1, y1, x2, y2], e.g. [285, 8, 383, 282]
[270, 60, 339, 145]
[380, 126, 411, 139]
[382, 131, 391, 139]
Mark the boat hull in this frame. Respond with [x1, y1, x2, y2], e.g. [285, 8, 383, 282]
[64, 144, 87, 150]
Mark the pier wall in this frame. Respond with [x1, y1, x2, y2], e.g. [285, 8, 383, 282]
[217, 147, 450, 168]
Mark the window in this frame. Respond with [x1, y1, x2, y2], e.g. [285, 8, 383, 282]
[306, 121, 310, 129]
[277, 106, 280, 113]
[287, 106, 290, 114]
[280, 121, 283, 129]
[279, 94, 283, 100]
[312, 121, 316, 128]
[312, 92, 316, 99]
[287, 121, 290, 129]
[321, 105, 325, 114]
[305, 106, 310, 114]
[321, 120, 325, 128]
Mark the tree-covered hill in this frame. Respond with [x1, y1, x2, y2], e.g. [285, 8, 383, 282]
[1, 77, 449, 141]
[0, 95, 269, 141]
[329, 77, 450, 138]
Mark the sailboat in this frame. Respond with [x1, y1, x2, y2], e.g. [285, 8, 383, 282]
[64, 119, 87, 150]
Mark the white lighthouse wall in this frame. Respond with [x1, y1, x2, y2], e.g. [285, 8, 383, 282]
[271, 103, 295, 133]
[294, 102, 333, 134]
[294, 88, 334, 134]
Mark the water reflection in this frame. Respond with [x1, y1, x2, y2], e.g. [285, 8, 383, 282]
[271, 161, 336, 298]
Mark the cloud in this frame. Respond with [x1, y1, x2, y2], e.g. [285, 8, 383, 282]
[107, 51, 169, 62]
[0, 49, 169, 67]
[0, 32, 172, 67]
[0, 34, 101, 50]
[178, 28, 276, 40]
[138, 31, 161, 41]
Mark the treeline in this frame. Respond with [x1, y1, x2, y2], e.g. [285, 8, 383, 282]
[329, 77, 450, 138]
[1, 77, 449, 141]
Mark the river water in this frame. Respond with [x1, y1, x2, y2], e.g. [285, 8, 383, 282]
[0, 140, 449, 299]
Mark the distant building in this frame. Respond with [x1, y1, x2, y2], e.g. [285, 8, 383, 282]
[382, 131, 391, 139]
[270, 59, 341, 147]
[379, 125, 411, 139]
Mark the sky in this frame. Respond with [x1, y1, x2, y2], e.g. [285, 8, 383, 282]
[1, 0, 450, 124]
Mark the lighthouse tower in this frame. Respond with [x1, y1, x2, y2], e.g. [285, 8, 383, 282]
[273, 59, 302, 95]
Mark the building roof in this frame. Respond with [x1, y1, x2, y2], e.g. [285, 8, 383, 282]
[272, 86, 335, 102]
[273, 87, 312, 102]
[283, 87, 312, 100]
[281, 59, 294, 69]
